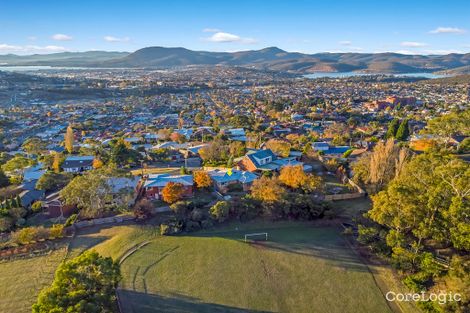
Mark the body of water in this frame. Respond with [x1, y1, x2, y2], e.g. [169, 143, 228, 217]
[303, 72, 449, 79]
[0, 66, 88, 72]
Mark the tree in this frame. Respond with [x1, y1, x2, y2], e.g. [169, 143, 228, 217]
[170, 132, 186, 143]
[279, 165, 307, 189]
[395, 119, 410, 141]
[157, 128, 171, 141]
[250, 176, 286, 203]
[92, 158, 104, 169]
[161, 182, 185, 204]
[0, 170, 9, 188]
[210, 201, 230, 222]
[60, 171, 112, 218]
[33, 251, 121, 313]
[36, 172, 72, 191]
[22, 137, 46, 155]
[369, 153, 470, 263]
[2, 155, 36, 172]
[194, 112, 205, 125]
[169, 200, 191, 218]
[198, 139, 230, 164]
[194, 171, 212, 189]
[424, 109, 470, 138]
[386, 119, 400, 139]
[265, 139, 291, 157]
[352, 139, 409, 192]
[133, 199, 153, 220]
[51, 153, 62, 173]
[229, 141, 245, 158]
[64, 125, 74, 154]
[110, 138, 140, 167]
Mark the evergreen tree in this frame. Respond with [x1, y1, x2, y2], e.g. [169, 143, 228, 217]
[64, 125, 74, 154]
[5, 198, 11, 210]
[395, 119, 410, 141]
[0, 169, 9, 188]
[386, 119, 399, 139]
[15, 195, 22, 208]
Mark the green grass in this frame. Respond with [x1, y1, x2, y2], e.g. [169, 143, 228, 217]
[0, 218, 417, 313]
[0, 248, 67, 313]
[90, 221, 393, 313]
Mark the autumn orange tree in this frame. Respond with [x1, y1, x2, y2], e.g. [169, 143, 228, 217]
[279, 165, 306, 189]
[64, 125, 74, 154]
[194, 171, 212, 189]
[265, 139, 291, 157]
[250, 176, 286, 203]
[92, 158, 104, 169]
[279, 165, 323, 193]
[161, 182, 185, 204]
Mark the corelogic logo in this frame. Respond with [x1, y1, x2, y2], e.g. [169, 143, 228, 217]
[386, 291, 462, 305]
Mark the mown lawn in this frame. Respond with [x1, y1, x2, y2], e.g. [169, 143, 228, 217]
[0, 219, 418, 313]
[91, 221, 393, 313]
[0, 248, 67, 313]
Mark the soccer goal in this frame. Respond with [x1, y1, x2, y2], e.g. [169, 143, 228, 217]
[244, 232, 268, 242]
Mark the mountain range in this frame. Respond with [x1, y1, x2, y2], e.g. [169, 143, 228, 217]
[2, 47, 470, 74]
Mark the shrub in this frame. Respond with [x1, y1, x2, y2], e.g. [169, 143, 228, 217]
[190, 208, 204, 222]
[200, 219, 214, 229]
[31, 201, 43, 213]
[209, 201, 230, 222]
[0, 216, 14, 232]
[185, 220, 201, 232]
[160, 220, 184, 236]
[170, 201, 191, 218]
[133, 199, 153, 220]
[160, 223, 171, 235]
[12, 227, 39, 244]
[49, 224, 64, 238]
[64, 214, 77, 227]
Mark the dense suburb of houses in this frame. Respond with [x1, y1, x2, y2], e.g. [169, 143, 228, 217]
[0, 66, 469, 313]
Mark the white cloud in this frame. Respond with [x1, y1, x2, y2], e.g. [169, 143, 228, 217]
[423, 49, 463, 55]
[400, 41, 428, 47]
[104, 36, 130, 42]
[394, 49, 416, 55]
[204, 32, 257, 44]
[429, 27, 466, 34]
[338, 40, 352, 46]
[52, 33, 72, 41]
[203, 28, 221, 33]
[0, 44, 69, 54]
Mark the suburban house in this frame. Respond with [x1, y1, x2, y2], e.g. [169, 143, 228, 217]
[23, 163, 46, 182]
[223, 128, 247, 142]
[18, 180, 45, 208]
[44, 192, 76, 218]
[107, 176, 140, 207]
[62, 156, 94, 173]
[139, 174, 194, 200]
[313, 142, 350, 156]
[207, 169, 258, 193]
[237, 149, 311, 173]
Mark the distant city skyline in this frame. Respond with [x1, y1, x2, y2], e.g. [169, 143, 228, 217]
[2, 0, 470, 55]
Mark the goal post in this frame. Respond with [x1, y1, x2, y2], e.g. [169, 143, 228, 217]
[244, 232, 268, 242]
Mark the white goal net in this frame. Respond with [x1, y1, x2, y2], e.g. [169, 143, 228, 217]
[244, 232, 268, 242]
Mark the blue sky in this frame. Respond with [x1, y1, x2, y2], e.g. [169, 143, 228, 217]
[1, 0, 470, 55]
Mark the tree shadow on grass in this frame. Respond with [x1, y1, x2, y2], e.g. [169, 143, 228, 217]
[183, 225, 370, 273]
[118, 289, 274, 313]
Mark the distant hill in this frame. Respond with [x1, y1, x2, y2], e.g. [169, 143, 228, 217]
[2, 47, 470, 74]
[0, 51, 129, 67]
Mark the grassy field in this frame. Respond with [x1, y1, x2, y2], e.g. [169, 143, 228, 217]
[87, 221, 393, 313]
[0, 248, 67, 313]
[0, 218, 419, 313]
